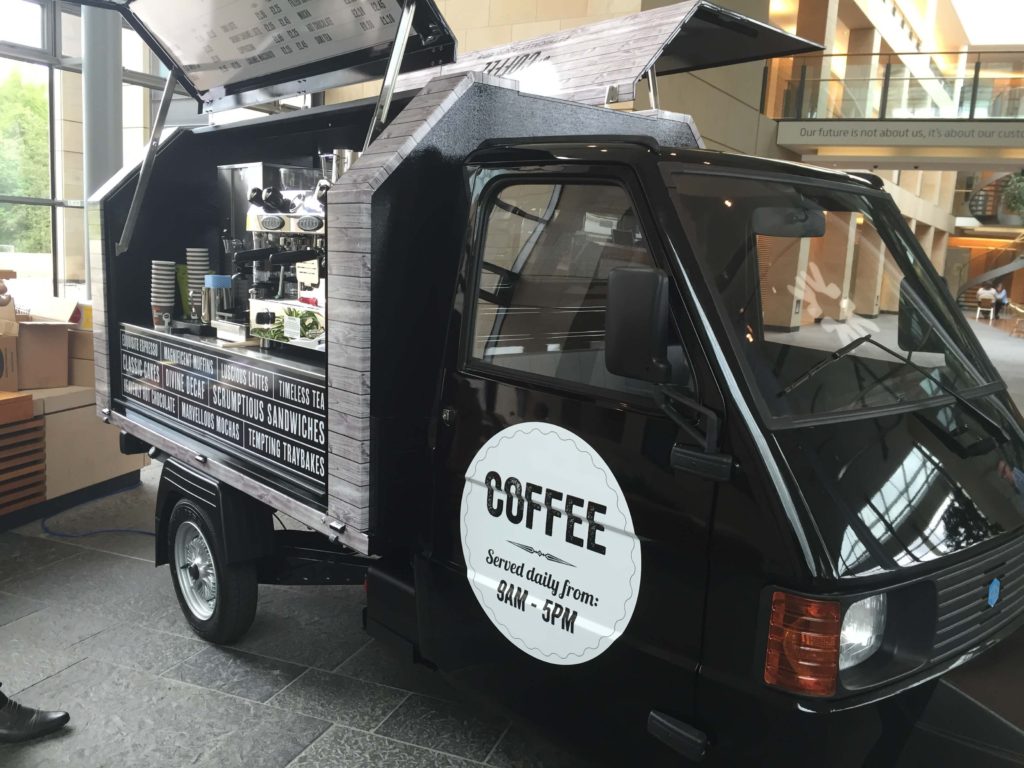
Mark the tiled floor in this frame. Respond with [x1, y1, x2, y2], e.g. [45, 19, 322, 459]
[0, 464, 592, 768]
[3, 313, 1024, 767]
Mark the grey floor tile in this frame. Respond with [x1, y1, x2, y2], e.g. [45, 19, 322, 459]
[288, 725, 481, 768]
[0, 604, 121, 695]
[0, 549, 168, 616]
[232, 585, 369, 670]
[0, 532, 80, 583]
[376, 694, 507, 762]
[2, 647, 86, 696]
[21, 483, 157, 561]
[163, 645, 306, 702]
[0, 591, 44, 627]
[338, 640, 460, 701]
[486, 725, 598, 768]
[267, 668, 409, 730]
[0, 603, 118, 653]
[70, 622, 206, 674]
[0, 658, 329, 768]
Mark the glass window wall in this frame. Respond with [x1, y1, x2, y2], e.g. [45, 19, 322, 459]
[0, 0, 170, 301]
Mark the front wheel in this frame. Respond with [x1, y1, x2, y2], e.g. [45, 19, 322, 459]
[167, 498, 257, 644]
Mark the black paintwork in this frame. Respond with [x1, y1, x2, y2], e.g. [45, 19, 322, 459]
[94, 84, 1024, 764]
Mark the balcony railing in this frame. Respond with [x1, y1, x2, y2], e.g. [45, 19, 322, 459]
[763, 50, 1024, 121]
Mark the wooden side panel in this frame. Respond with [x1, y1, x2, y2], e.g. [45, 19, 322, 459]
[394, 2, 700, 105]
[324, 72, 484, 535]
[0, 416, 45, 518]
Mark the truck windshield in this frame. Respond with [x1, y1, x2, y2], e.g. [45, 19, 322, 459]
[661, 166, 998, 423]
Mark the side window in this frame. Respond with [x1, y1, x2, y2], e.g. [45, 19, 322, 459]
[470, 181, 692, 398]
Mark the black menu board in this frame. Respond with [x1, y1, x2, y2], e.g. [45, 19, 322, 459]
[119, 325, 327, 488]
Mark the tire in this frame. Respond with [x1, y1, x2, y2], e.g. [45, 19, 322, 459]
[167, 497, 257, 644]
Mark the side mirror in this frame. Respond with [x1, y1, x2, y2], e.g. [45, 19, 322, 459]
[606, 267, 671, 383]
[898, 280, 945, 353]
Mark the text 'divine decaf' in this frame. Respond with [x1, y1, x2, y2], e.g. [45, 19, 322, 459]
[163, 366, 209, 404]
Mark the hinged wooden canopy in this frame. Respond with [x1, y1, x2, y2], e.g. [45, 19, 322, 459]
[396, 1, 822, 106]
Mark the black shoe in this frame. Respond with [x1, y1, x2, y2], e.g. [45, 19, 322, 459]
[0, 688, 70, 743]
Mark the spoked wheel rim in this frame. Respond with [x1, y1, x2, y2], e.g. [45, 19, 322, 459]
[174, 520, 218, 621]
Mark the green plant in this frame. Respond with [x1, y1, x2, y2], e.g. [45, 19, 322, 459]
[1003, 173, 1024, 217]
[250, 308, 324, 342]
[0, 70, 50, 253]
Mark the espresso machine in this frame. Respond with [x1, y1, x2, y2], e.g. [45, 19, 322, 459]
[215, 151, 359, 353]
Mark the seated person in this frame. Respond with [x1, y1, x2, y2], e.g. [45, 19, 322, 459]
[976, 283, 997, 308]
[995, 282, 1009, 319]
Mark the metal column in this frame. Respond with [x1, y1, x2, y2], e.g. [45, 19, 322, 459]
[82, 5, 123, 293]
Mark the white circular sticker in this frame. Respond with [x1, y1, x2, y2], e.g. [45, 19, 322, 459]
[460, 423, 642, 665]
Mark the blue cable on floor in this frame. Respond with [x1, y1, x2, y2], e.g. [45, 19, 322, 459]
[39, 516, 156, 538]
[38, 479, 156, 538]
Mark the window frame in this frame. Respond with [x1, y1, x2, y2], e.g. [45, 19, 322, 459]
[461, 167, 694, 411]
[0, 0, 175, 298]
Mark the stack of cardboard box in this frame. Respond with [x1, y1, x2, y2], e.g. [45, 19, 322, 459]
[0, 297, 81, 391]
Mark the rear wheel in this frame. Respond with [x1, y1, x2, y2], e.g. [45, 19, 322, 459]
[167, 498, 257, 644]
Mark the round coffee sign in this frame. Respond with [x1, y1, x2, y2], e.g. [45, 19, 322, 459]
[460, 423, 642, 665]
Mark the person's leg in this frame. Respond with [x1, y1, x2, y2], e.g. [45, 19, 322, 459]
[0, 683, 70, 743]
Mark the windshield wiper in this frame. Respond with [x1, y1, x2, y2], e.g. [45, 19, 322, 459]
[781, 334, 1008, 443]
[779, 334, 872, 396]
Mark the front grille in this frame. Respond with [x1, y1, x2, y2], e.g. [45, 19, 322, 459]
[933, 534, 1024, 660]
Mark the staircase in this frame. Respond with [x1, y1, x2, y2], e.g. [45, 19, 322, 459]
[968, 173, 1016, 225]
[957, 232, 1024, 310]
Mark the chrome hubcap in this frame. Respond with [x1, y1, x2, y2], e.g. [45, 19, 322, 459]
[174, 521, 217, 621]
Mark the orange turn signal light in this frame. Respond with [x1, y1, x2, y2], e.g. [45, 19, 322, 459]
[764, 591, 841, 697]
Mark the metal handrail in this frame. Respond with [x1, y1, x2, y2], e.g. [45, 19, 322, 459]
[957, 233, 1024, 300]
[764, 48, 1024, 121]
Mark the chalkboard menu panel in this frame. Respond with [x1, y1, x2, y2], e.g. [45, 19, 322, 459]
[119, 325, 327, 489]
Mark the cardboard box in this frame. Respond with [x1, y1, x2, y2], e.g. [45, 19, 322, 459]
[0, 336, 17, 392]
[45, 406, 148, 500]
[29, 385, 95, 415]
[69, 328, 94, 360]
[18, 322, 73, 390]
[29, 297, 82, 325]
[70, 357, 95, 387]
[0, 302, 19, 393]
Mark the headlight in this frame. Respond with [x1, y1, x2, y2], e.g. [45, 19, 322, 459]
[839, 594, 886, 671]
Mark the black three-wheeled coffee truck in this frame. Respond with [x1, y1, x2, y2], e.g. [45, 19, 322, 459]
[78, 0, 1024, 763]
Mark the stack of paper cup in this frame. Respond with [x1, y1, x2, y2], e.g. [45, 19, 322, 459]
[151, 260, 177, 331]
[186, 248, 210, 317]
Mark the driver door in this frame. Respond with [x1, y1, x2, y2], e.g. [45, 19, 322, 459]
[420, 165, 717, 745]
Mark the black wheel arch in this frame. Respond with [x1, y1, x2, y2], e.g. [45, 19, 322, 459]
[155, 458, 275, 567]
